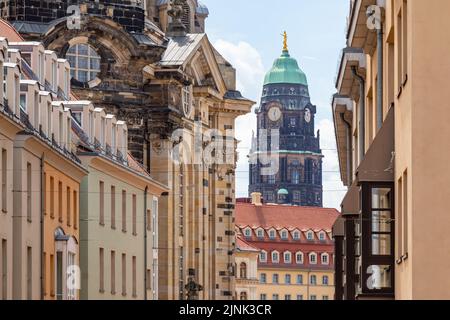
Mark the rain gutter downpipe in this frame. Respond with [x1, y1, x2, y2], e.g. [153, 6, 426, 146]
[351, 66, 365, 163]
[340, 113, 353, 186]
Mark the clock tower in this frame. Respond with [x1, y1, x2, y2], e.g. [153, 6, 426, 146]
[249, 33, 323, 207]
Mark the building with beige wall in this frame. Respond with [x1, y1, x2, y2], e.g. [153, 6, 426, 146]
[235, 235, 259, 300]
[72, 101, 168, 300]
[333, 0, 450, 300]
[236, 196, 339, 301]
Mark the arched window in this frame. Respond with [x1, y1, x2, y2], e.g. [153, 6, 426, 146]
[292, 170, 300, 184]
[284, 252, 292, 263]
[240, 291, 248, 300]
[296, 252, 304, 264]
[309, 252, 317, 265]
[321, 253, 329, 265]
[260, 250, 267, 263]
[66, 44, 101, 83]
[272, 251, 279, 263]
[239, 262, 247, 279]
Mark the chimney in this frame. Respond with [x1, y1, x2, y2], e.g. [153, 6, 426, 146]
[251, 192, 262, 206]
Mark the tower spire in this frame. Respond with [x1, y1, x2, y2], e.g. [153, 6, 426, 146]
[283, 31, 288, 51]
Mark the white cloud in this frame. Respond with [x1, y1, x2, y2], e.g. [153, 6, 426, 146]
[213, 39, 265, 198]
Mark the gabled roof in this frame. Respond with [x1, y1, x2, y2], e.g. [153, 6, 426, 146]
[236, 203, 340, 232]
[160, 33, 205, 66]
[236, 236, 260, 253]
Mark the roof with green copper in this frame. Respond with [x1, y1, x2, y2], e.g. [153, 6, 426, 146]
[277, 189, 289, 195]
[263, 49, 308, 86]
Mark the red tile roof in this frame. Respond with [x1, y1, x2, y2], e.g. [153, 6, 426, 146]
[236, 235, 260, 253]
[0, 19, 24, 42]
[236, 203, 340, 232]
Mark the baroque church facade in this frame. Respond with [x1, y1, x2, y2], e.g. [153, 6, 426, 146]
[1, 0, 254, 300]
[249, 35, 323, 207]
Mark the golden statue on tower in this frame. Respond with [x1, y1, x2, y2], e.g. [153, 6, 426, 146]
[283, 31, 288, 51]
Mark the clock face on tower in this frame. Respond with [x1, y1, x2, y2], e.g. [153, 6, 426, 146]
[267, 102, 282, 122]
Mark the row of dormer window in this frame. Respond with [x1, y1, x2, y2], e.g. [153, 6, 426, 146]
[241, 227, 330, 242]
[0, 38, 129, 160]
[259, 250, 330, 266]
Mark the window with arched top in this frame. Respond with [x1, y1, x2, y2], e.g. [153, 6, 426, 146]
[296, 252, 304, 264]
[309, 252, 317, 265]
[239, 262, 247, 279]
[284, 252, 292, 263]
[269, 229, 276, 239]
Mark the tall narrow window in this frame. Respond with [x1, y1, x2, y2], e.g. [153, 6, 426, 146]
[34, 92, 39, 129]
[50, 177, 55, 218]
[66, 187, 71, 227]
[402, 171, 408, 256]
[43, 173, 47, 215]
[122, 253, 126, 296]
[146, 269, 151, 290]
[56, 252, 63, 300]
[397, 176, 403, 261]
[99, 181, 105, 226]
[146, 209, 151, 231]
[58, 181, 63, 222]
[43, 253, 47, 296]
[122, 190, 127, 233]
[111, 251, 116, 295]
[2, 149, 7, 213]
[397, 8, 403, 91]
[402, 1, 408, 84]
[58, 112, 63, 147]
[27, 247, 32, 300]
[50, 254, 55, 297]
[27, 163, 32, 222]
[132, 256, 137, 297]
[132, 194, 137, 236]
[1, 239, 7, 299]
[99, 248, 104, 293]
[73, 190, 78, 229]
[66, 118, 71, 150]
[111, 186, 116, 229]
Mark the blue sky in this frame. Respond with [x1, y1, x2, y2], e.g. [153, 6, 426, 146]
[203, 0, 349, 209]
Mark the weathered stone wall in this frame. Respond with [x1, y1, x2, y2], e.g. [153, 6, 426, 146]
[1, 0, 145, 32]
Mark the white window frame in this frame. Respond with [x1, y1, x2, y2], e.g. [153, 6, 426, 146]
[280, 229, 288, 240]
[269, 229, 276, 240]
[306, 231, 314, 241]
[309, 252, 317, 265]
[272, 251, 280, 264]
[321, 253, 329, 265]
[319, 231, 326, 241]
[259, 250, 267, 263]
[293, 230, 301, 240]
[296, 252, 304, 264]
[244, 228, 252, 238]
[256, 228, 264, 238]
[284, 251, 292, 263]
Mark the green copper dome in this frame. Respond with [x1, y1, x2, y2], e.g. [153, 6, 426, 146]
[263, 50, 308, 86]
[277, 189, 289, 195]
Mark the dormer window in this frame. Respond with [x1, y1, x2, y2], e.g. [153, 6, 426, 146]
[257, 229, 264, 238]
[284, 252, 292, 263]
[244, 228, 252, 238]
[20, 93, 27, 112]
[66, 117, 71, 150]
[309, 252, 317, 265]
[111, 123, 117, 154]
[52, 61, 57, 92]
[296, 252, 304, 264]
[100, 116, 106, 149]
[272, 251, 279, 263]
[319, 232, 326, 241]
[58, 111, 63, 147]
[293, 231, 300, 240]
[73, 112, 82, 126]
[281, 230, 288, 240]
[88, 110, 94, 143]
[260, 250, 267, 263]
[306, 231, 314, 241]
[66, 44, 101, 83]
[321, 253, 329, 265]
[269, 229, 276, 239]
